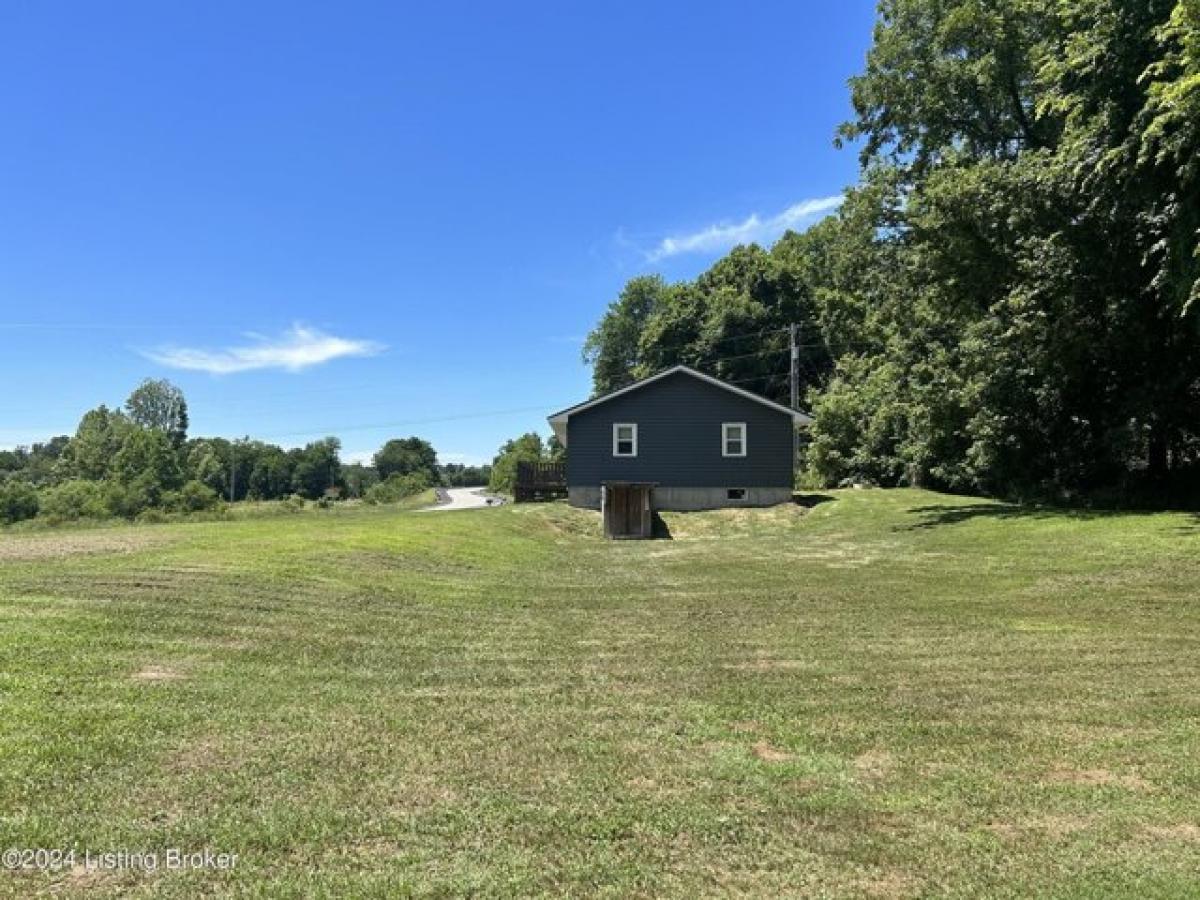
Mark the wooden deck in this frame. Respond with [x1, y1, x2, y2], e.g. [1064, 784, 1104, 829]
[514, 461, 567, 502]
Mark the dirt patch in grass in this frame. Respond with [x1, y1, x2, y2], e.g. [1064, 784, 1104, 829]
[986, 814, 1095, 839]
[854, 749, 896, 782]
[169, 735, 227, 773]
[752, 741, 794, 763]
[725, 658, 812, 672]
[132, 665, 184, 683]
[0, 530, 172, 561]
[853, 870, 918, 898]
[67, 862, 125, 890]
[1047, 767, 1152, 791]
[1141, 823, 1200, 842]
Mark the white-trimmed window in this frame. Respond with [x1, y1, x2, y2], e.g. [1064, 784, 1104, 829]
[613, 423, 638, 457]
[722, 422, 747, 457]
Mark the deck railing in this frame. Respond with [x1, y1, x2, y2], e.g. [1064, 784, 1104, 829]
[514, 461, 567, 502]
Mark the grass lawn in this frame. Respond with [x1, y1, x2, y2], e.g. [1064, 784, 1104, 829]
[1, 489, 1198, 897]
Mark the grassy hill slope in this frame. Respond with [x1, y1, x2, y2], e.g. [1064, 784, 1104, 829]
[1, 490, 1198, 897]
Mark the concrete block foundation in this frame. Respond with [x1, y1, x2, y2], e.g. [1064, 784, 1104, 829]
[568, 485, 791, 511]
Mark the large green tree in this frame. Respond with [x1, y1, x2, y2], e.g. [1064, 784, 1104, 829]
[125, 378, 189, 447]
[583, 0, 1200, 502]
[291, 437, 344, 500]
[59, 405, 132, 481]
[373, 437, 439, 481]
[582, 275, 669, 394]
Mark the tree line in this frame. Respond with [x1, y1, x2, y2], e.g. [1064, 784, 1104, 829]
[583, 0, 1200, 505]
[0, 379, 492, 524]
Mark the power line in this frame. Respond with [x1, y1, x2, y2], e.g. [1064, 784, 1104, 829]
[248, 405, 565, 440]
[1, 333, 845, 444]
[620, 327, 790, 360]
[678, 346, 790, 365]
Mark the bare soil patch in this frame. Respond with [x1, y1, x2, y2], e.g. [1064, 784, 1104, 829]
[752, 741, 794, 763]
[986, 814, 1095, 839]
[1047, 767, 1151, 791]
[132, 665, 184, 683]
[1142, 823, 1200, 843]
[725, 658, 811, 672]
[854, 870, 918, 898]
[854, 749, 896, 782]
[0, 530, 171, 561]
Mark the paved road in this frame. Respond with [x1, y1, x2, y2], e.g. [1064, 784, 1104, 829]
[421, 487, 503, 511]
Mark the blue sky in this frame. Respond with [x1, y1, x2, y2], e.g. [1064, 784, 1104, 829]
[0, 1, 875, 465]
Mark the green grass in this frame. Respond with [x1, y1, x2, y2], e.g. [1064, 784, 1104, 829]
[1, 489, 1198, 897]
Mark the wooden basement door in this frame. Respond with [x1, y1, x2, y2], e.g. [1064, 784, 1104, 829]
[603, 483, 654, 539]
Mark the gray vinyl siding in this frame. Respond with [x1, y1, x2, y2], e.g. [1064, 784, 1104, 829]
[566, 371, 794, 489]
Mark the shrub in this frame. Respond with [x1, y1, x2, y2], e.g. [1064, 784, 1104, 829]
[38, 480, 106, 521]
[102, 478, 155, 519]
[0, 479, 39, 524]
[364, 471, 431, 505]
[281, 494, 307, 513]
[164, 480, 220, 513]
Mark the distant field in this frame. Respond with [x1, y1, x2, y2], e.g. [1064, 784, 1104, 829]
[1, 490, 1198, 897]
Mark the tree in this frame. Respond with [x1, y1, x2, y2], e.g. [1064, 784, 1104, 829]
[342, 463, 380, 499]
[21, 437, 70, 486]
[112, 428, 184, 505]
[581, 0, 1200, 503]
[59, 406, 132, 481]
[125, 378, 189, 446]
[582, 275, 668, 394]
[583, 242, 833, 407]
[439, 463, 492, 487]
[488, 433, 547, 494]
[291, 437, 344, 499]
[186, 439, 229, 497]
[246, 445, 295, 500]
[373, 437, 439, 481]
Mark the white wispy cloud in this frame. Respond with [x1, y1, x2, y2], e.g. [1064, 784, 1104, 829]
[646, 195, 844, 262]
[142, 324, 384, 375]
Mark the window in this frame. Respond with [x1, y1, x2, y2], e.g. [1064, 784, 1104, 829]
[722, 422, 747, 457]
[726, 488, 746, 501]
[613, 423, 638, 457]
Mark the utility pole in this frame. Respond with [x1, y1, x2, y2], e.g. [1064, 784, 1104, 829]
[789, 322, 800, 412]
[790, 323, 801, 471]
[229, 440, 236, 503]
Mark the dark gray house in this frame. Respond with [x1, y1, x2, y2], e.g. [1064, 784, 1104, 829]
[548, 365, 811, 512]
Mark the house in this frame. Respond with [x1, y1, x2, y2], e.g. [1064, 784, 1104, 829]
[547, 365, 811, 514]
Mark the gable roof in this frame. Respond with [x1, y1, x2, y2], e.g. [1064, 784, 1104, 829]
[548, 365, 812, 444]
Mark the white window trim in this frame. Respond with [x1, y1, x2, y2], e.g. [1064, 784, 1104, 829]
[722, 422, 747, 457]
[612, 422, 638, 457]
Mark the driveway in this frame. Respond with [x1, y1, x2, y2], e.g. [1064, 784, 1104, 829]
[422, 487, 503, 511]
